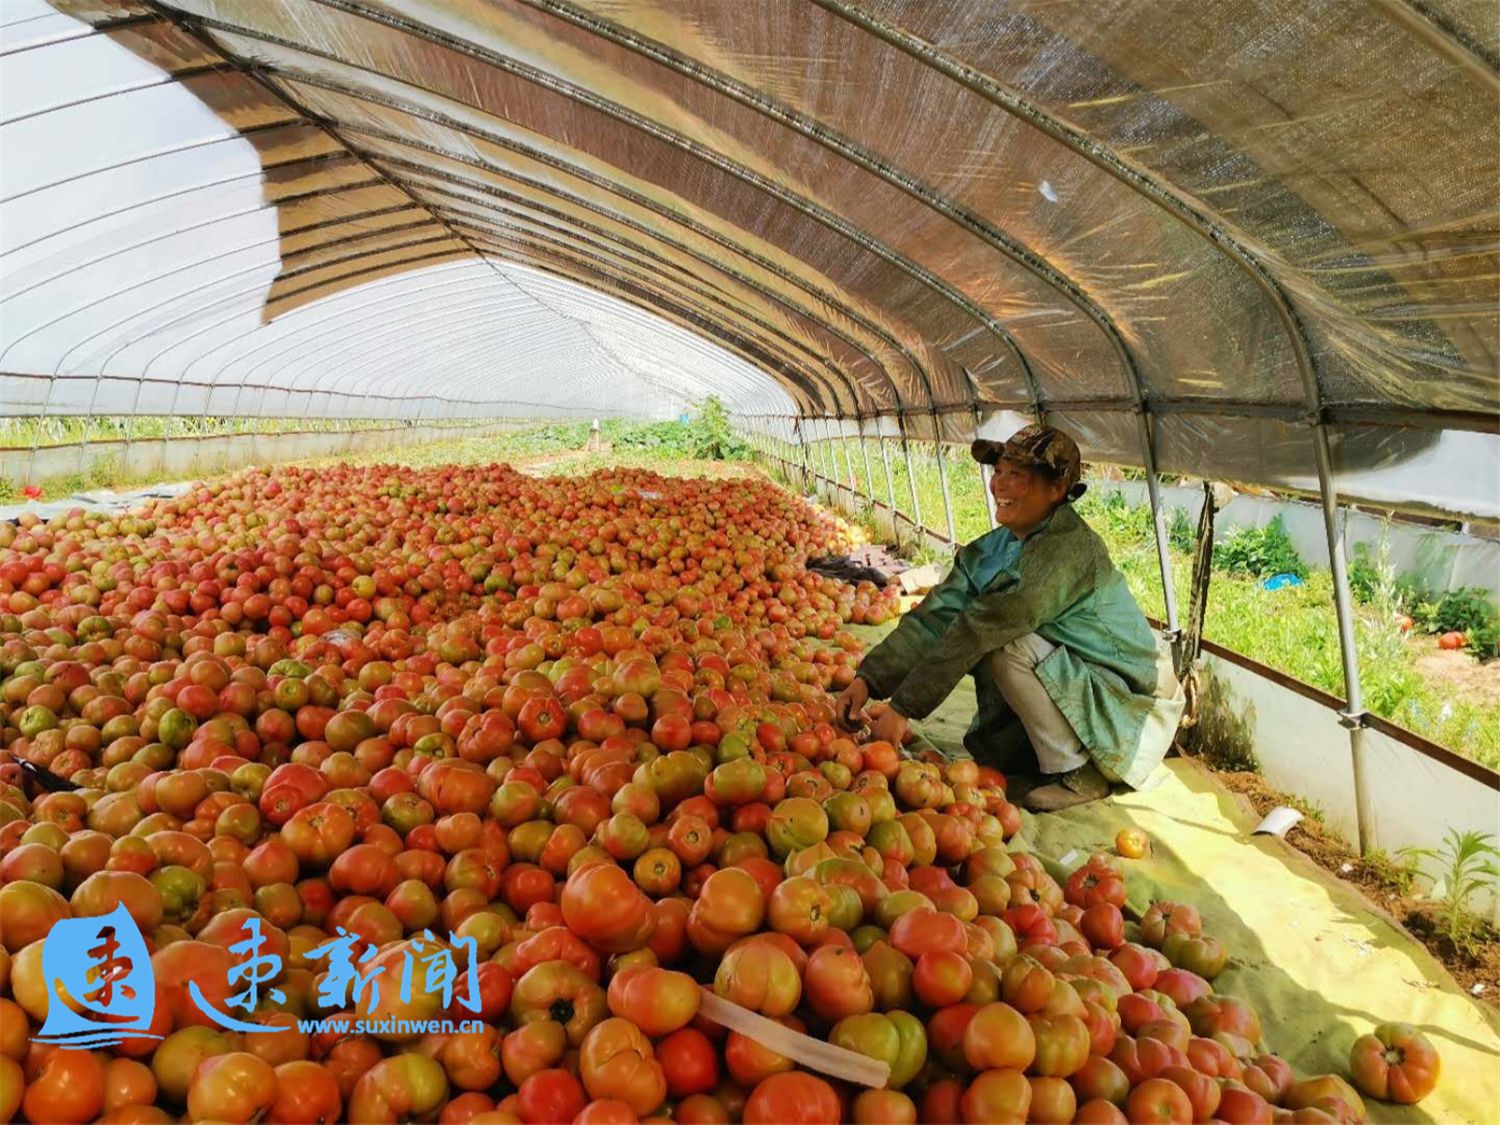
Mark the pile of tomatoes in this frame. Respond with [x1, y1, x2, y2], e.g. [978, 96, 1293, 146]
[0, 461, 1437, 1123]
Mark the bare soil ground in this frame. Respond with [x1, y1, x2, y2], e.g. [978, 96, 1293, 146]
[1410, 645, 1500, 709]
[1213, 768, 1500, 1005]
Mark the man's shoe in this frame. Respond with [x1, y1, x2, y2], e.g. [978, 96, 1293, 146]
[1022, 763, 1110, 812]
[999, 772, 1046, 804]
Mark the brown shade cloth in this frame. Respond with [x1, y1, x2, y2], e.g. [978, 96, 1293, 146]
[5, 0, 1497, 516]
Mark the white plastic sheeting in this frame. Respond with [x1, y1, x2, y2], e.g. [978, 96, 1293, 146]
[0, 0, 793, 423]
[0, 0, 1496, 518]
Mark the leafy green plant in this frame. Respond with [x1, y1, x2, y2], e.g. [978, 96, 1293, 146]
[1360, 849, 1420, 897]
[688, 396, 749, 460]
[1411, 587, 1499, 658]
[1348, 542, 1381, 605]
[1212, 516, 1305, 579]
[1092, 503, 1500, 768]
[1401, 830, 1500, 953]
[1077, 490, 1156, 547]
[1168, 506, 1194, 554]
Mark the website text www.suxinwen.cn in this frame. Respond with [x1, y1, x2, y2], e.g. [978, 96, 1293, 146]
[294, 1016, 485, 1035]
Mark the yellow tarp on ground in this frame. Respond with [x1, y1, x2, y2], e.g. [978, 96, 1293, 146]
[1023, 760, 1500, 1125]
[846, 624, 1500, 1124]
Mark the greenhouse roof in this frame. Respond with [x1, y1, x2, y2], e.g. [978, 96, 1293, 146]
[2, 0, 1497, 515]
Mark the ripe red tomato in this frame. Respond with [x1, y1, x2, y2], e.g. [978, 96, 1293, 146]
[560, 862, 656, 953]
[516, 1068, 586, 1125]
[606, 965, 701, 1036]
[517, 696, 568, 744]
[743, 1073, 841, 1125]
[656, 1027, 719, 1098]
[579, 1018, 667, 1117]
[1125, 1077, 1194, 1124]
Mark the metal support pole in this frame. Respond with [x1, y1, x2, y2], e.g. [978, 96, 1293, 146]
[857, 417, 875, 503]
[809, 417, 824, 486]
[25, 375, 58, 490]
[933, 414, 959, 546]
[824, 417, 840, 490]
[837, 419, 858, 493]
[1311, 424, 1373, 855]
[973, 404, 998, 529]
[353, 390, 375, 453]
[878, 420, 897, 515]
[795, 416, 813, 490]
[122, 373, 150, 474]
[897, 413, 923, 529]
[822, 418, 840, 496]
[816, 414, 828, 486]
[1136, 412, 1182, 641]
[79, 374, 109, 477]
[831, 418, 853, 506]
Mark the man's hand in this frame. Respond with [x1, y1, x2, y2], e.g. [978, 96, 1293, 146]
[867, 702, 910, 747]
[833, 677, 872, 731]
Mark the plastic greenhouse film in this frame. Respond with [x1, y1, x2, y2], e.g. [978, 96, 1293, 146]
[695, 988, 891, 1088]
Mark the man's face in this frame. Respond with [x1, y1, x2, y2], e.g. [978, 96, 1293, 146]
[989, 458, 1067, 534]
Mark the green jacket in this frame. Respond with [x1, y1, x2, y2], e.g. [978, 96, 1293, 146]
[858, 504, 1182, 788]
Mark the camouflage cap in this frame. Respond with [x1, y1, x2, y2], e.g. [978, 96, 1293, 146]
[971, 424, 1086, 499]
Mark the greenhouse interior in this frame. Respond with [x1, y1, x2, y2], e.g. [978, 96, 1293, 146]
[1, 2, 1498, 1123]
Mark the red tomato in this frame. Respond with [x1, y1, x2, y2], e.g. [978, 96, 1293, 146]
[802, 943, 875, 1021]
[516, 1068, 586, 1125]
[1125, 1077, 1194, 1124]
[579, 1019, 667, 1117]
[743, 1073, 841, 1125]
[606, 965, 701, 1037]
[656, 1027, 719, 1098]
[560, 862, 656, 954]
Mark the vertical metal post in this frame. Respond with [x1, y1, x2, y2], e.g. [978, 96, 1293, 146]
[878, 418, 896, 515]
[856, 417, 875, 507]
[24, 375, 58, 491]
[823, 417, 839, 489]
[353, 390, 375, 454]
[828, 417, 849, 506]
[1311, 426, 1372, 854]
[932, 413, 959, 546]
[795, 416, 813, 490]
[122, 373, 150, 474]
[229, 375, 253, 458]
[252, 382, 275, 466]
[79, 374, 108, 477]
[837, 418, 858, 493]
[973, 404, 998, 529]
[896, 412, 923, 530]
[1136, 412, 1181, 639]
